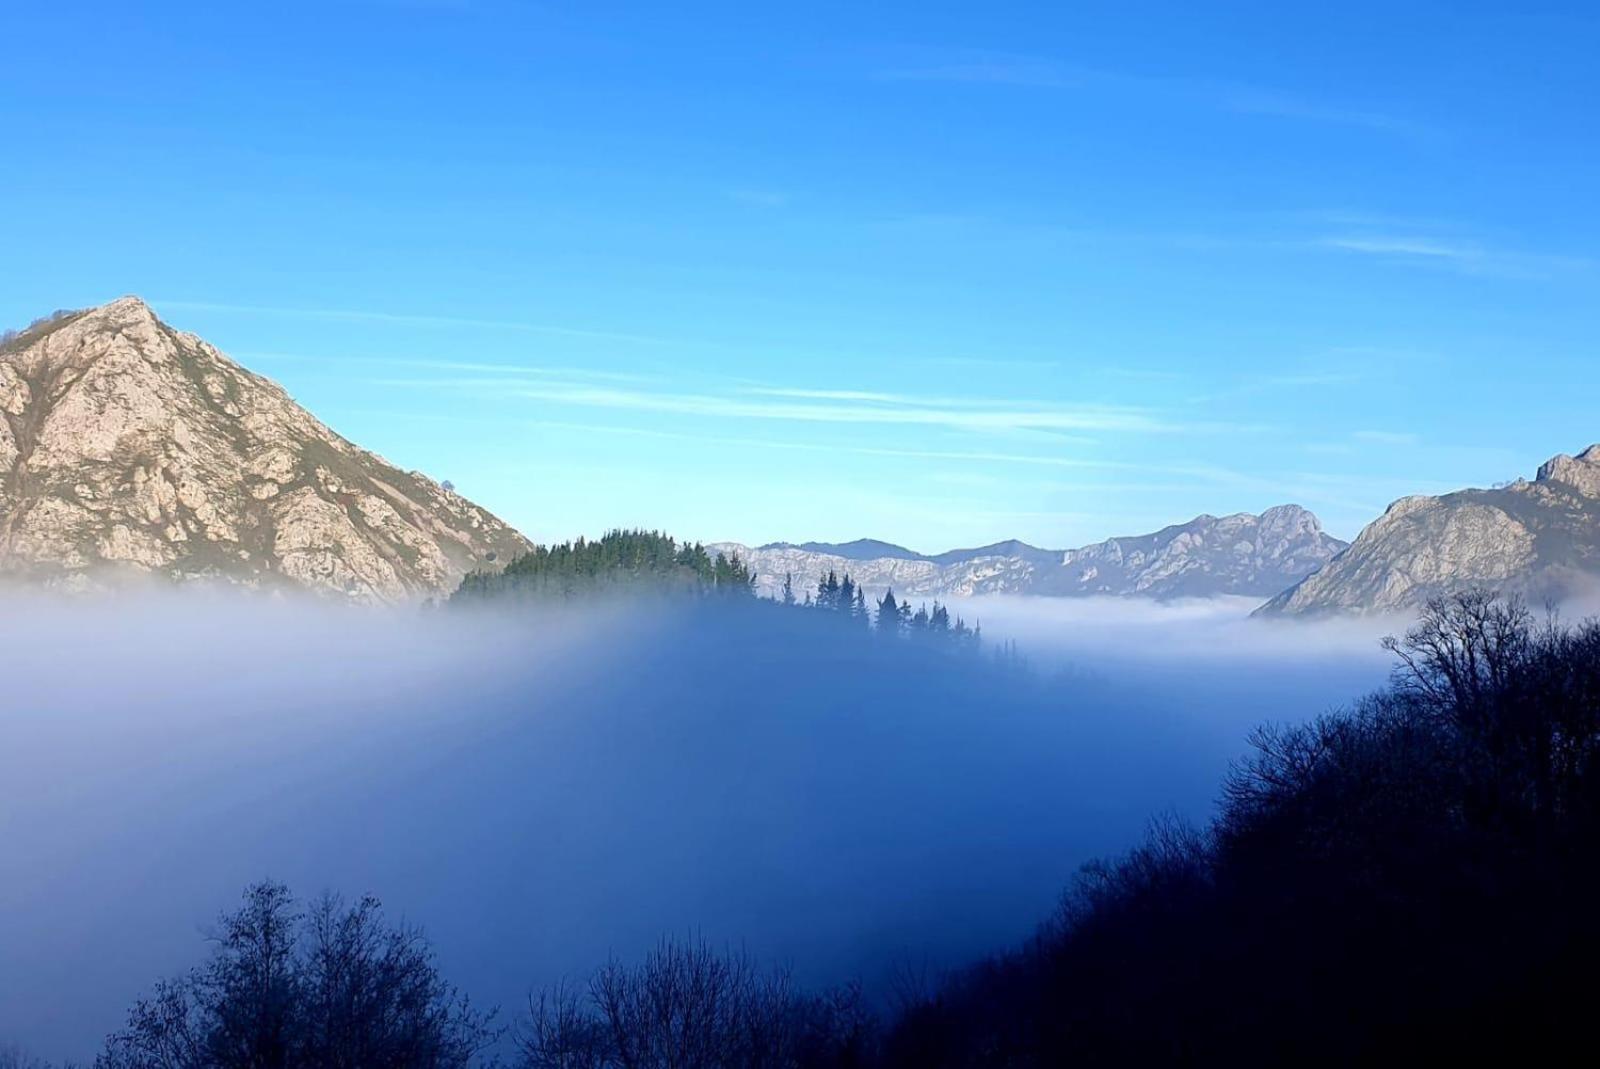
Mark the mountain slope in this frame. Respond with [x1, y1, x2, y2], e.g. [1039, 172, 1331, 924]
[0, 297, 530, 601]
[715, 506, 1346, 603]
[1258, 445, 1600, 616]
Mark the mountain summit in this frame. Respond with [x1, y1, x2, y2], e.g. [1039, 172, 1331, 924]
[716, 505, 1347, 602]
[0, 298, 529, 601]
[1259, 445, 1600, 616]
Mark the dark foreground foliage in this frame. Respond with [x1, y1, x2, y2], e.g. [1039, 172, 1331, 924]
[94, 884, 499, 1069]
[883, 590, 1600, 1065]
[519, 938, 874, 1069]
[2, 1043, 55, 1069]
[62, 590, 1600, 1067]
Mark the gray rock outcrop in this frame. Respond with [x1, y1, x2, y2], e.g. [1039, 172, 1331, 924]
[0, 298, 530, 601]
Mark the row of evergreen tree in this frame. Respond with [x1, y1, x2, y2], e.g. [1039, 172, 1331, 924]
[782, 570, 981, 647]
[451, 531, 983, 651]
[452, 529, 755, 602]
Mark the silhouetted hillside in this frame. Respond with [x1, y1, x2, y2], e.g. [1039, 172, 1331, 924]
[880, 590, 1600, 1065]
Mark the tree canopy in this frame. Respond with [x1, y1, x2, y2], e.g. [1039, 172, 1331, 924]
[881, 591, 1600, 1064]
[452, 529, 754, 603]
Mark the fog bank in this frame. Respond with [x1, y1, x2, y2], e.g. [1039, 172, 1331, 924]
[1, 593, 1392, 1060]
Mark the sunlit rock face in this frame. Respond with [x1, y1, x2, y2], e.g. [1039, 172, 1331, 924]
[0, 298, 529, 602]
[715, 505, 1348, 604]
[1259, 445, 1600, 617]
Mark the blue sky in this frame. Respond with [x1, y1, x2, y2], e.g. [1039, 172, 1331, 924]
[3, 1, 1597, 550]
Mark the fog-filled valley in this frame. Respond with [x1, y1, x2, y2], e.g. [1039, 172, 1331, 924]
[1, 594, 1393, 1061]
[7, 0, 1600, 1061]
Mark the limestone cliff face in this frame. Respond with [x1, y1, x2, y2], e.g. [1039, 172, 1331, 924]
[0, 297, 530, 601]
[1258, 445, 1600, 616]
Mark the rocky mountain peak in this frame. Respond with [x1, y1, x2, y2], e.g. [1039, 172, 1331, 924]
[94, 294, 156, 321]
[0, 297, 531, 601]
[1260, 443, 1600, 616]
[1259, 503, 1323, 532]
[1535, 444, 1600, 497]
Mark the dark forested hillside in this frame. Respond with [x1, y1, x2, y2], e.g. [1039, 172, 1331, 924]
[881, 590, 1600, 1065]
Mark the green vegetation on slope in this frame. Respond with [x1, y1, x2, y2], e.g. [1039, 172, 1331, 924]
[452, 528, 755, 602]
[452, 528, 986, 655]
[0, 309, 84, 354]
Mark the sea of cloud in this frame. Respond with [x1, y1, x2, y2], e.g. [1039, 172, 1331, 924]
[0, 592, 1402, 1061]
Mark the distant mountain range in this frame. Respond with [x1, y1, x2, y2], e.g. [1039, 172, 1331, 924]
[1259, 445, 1600, 616]
[714, 506, 1349, 603]
[730, 447, 1600, 618]
[8, 299, 1599, 618]
[0, 298, 528, 601]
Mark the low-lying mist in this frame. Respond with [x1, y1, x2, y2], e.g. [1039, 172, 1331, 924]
[0, 592, 1396, 1061]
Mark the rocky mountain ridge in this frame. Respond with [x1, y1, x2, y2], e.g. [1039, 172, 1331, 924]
[1259, 445, 1600, 616]
[0, 297, 530, 602]
[716, 505, 1348, 603]
[16, 298, 1588, 618]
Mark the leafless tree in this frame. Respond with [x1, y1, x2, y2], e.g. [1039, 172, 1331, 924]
[519, 982, 612, 1069]
[1383, 589, 1533, 727]
[298, 892, 496, 1067]
[520, 937, 871, 1069]
[0, 1043, 55, 1069]
[96, 882, 498, 1069]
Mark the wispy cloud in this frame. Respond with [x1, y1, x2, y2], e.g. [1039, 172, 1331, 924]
[237, 353, 653, 384]
[727, 188, 792, 208]
[1215, 87, 1417, 134]
[1315, 234, 1593, 279]
[874, 50, 1421, 135]
[1352, 429, 1421, 446]
[1100, 366, 1190, 383]
[515, 418, 1242, 477]
[1260, 371, 1363, 388]
[336, 0, 477, 11]
[737, 385, 946, 405]
[877, 54, 1086, 90]
[515, 418, 1393, 519]
[919, 355, 1065, 372]
[153, 300, 667, 346]
[401, 377, 1194, 434]
[384, 358, 651, 383]
[1320, 236, 1483, 260]
[1186, 368, 1364, 406]
[374, 370, 1269, 437]
[736, 384, 1099, 410]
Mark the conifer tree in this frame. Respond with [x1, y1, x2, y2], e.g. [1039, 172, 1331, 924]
[450, 529, 755, 602]
[817, 571, 842, 612]
[877, 589, 902, 637]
